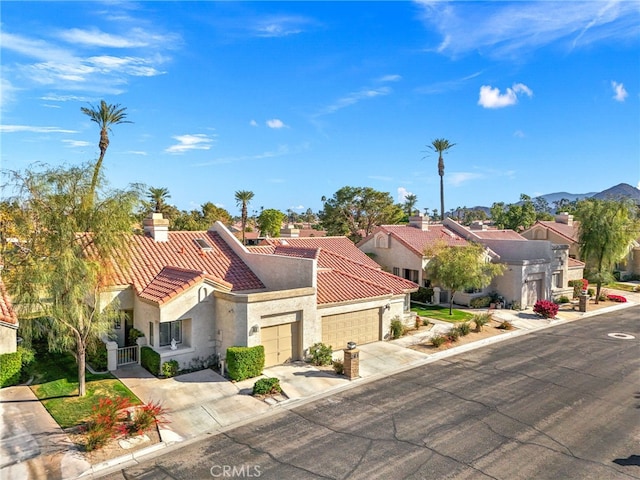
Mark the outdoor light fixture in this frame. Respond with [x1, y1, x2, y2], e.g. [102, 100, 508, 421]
[251, 325, 260, 334]
[385, 303, 391, 310]
[347, 341, 357, 350]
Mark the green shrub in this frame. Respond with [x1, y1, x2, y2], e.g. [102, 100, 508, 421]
[252, 377, 282, 396]
[390, 318, 404, 339]
[161, 360, 179, 378]
[84, 396, 132, 451]
[128, 328, 145, 346]
[457, 322, 471, 336]
[141, 346, 161, 376]
[431, 334, 447, 347]
[422, 318, 430, 326]
[0, 350, 22, 387]
[308, 342, 333, 366]
[472, 313, 491, 332]
[87, 337, 108, 371]
[587, 288, 595, 297]
[332, 360, 344, 375]
[447, 329, 460, 342]
[555, 296, 570, 304]
[470, 296, 492, 308]
[497, 320, 514, 330]
[411, 287, 434, 303]
[226, 346, 265, 381]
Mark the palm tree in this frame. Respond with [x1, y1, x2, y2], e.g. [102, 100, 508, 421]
[81, 100, 131, 199]
[429, 138, 456, 221]
[235, 190, 254, 245]
[404, 193, 418, 218]
[147, 187, 171, 213]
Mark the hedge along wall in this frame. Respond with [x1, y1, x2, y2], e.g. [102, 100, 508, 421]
[226, 346, 265, 381]
[0, 350, 22, 387]
[141, 346, 160, 376]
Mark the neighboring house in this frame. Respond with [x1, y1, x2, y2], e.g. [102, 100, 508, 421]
[238, 224, 326, 246]
[101, 213, 417, 371]
[358, 216, 583, 309]
[522, 212, 640, 278]
[0, 277, 19, 354]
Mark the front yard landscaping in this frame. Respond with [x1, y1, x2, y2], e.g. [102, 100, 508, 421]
[411, 304, 475, 323]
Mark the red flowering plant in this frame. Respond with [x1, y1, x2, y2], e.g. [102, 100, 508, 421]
[533, 300, 559, 319]
[607, 294, 627, 303]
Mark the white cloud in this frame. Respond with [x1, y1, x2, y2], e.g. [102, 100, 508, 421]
[612, 81, 628, 102]
[0, 124, 77, 133]
[316, 86, 391, 116]
[415, 1, 639, 58]
[478, 83, 533, 108]
[266, 119, 286, 129]
[251, 15, 314, 38]
[56, 27, 173, 49]
[62, 139, 90, 148]
[378, 74, 402, 82]
[250, 119, 258, 127]
[165, 134, 215, 154]
[397, 187, 413, 202]
[447, 172, 484, 186]
[513, 130, 525, 138]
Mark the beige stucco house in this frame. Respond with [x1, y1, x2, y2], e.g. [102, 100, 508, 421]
[101, 214, 417, 371]
[522, 212, 640, 279]
[0, 278, 18, 354]
[358, 216, 584, 309]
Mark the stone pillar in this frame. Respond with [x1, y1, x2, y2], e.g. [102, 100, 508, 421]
[105, 340, 118, 372]
[579, 294, 589, 313]
[343, 347, 360, 380]
[432, 287, 441, 305]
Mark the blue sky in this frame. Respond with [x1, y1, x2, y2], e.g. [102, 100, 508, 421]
[1, 1, 639, 218]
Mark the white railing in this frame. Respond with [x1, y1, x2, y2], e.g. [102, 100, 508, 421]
[117, 345, 138, 366]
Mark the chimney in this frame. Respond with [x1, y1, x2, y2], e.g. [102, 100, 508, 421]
[280, 224, 300, 238]
[555, 212, 573, 226]
[409, 215, 429, 231]
[143, 213, 169, 242]
[470, 221, 487, 231]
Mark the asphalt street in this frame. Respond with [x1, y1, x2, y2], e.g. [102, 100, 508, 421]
[106, 307, 640, 480]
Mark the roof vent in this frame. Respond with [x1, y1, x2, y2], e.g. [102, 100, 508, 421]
[194, 238, 213, 252]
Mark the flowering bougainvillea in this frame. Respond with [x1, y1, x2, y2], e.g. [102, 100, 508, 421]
[533, 299, 559, 319]
[607, 294, 627, 303]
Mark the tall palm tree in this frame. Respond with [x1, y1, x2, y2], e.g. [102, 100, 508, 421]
[147, 187, 171, 213]
[429, 138, 456, 221]
[81, 100, 131, 199]
[404, 193, 418, 218]
[234, 190, 254, 245]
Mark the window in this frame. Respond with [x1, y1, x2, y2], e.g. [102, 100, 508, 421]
[402, 269, 419, 283]
[404, 294, 410, 312]
[149, 322, 154, 347]
[160, 320, 182, 347]
[552, 272, 562, 289]
[393, 267, 400, 276]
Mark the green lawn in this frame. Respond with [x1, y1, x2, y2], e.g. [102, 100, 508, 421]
[411, 304, 475, 323]
[608, 282, 639, 293]
[29, 350, 141, 429]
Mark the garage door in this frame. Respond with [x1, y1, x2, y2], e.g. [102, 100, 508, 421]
[322, 309, 380, 350]
[262, 323, 300, 367]
[526, 280, 541, 307]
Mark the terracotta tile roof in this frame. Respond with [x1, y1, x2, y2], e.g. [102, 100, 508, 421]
[533, 220, 580, 243]
[0, 278, 18, 326]
[251, 243, 417, 305]
[263, 236, 380, 268]
[470, 229, 526, 240]
[139, 266, 231, 305]
[568, 257, 586, 268]
[362, 225, 468, 255]
[111, 231, 265, 295]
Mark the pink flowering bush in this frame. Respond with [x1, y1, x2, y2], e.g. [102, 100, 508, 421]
[607, 294, 627, 303]
[533, 300, 559, 319]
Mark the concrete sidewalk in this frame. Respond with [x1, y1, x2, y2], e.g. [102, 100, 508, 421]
[4, 287, 637, 479]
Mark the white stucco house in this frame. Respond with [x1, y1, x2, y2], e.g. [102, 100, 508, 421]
[101, 214, 417, 371]
[0, 278, 19, 355]
[358, 216, 584, 309]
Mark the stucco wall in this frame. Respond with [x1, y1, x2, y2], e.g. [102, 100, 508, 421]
[0, 324, 17, 354]
[359, 234, 426, 284]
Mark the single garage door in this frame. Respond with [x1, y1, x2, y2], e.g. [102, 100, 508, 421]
[262, 323, 300, 367]
[322, 309, 380, 350]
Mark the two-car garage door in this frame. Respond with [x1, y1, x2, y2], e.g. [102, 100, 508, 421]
[262, 323, 300, 367]
[322, 309, 380, 350]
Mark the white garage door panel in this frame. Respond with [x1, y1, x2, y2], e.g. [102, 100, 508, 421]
[262, 323, 299, 367]
[322, 309, 380, 350]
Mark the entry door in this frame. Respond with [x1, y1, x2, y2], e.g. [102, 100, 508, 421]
[527, 280, 541, 307]
[262, 323, 299, 367]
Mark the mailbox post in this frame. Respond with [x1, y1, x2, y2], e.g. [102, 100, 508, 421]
[343, 341, 360, 380]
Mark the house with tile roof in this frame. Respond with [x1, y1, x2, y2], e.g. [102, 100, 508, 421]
[101, 213, 417, 371]
[0, 277, 19, 354]
[358, 216, 584, 309]
[522, 212, 640, 278]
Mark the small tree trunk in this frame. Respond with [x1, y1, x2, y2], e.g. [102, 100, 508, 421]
[77, 342, 87, 397]
[595, 282, 601, 305]
[449, 290, 455, 315]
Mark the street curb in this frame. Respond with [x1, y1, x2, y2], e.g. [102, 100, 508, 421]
[81, 299, 638, 479]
